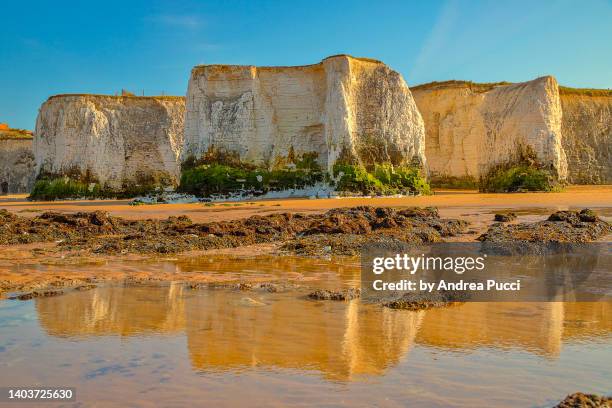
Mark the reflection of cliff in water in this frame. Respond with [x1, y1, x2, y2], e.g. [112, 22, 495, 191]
[36, 284, 186, 337]
[35, 286, 612, 379]
[184, 290, 423, 380]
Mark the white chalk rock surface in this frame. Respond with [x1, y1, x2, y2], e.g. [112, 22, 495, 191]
[34, 95, 185, 190]
[412, 77, 567, 181]
[560, 90, 612, 184]
[183, 55, 426, 170]
[0, 138, 35, 194]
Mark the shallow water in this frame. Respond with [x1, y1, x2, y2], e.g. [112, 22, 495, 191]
[0, 257, 611, 407]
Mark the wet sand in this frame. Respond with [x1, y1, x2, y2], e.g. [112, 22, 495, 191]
[2, 186, 611, 223]
[1, 187, 610, 295]
[1, 189, 611, 406]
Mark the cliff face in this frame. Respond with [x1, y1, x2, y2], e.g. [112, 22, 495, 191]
[34, 95, 185, 190]
[412, 77, 567, 181]
[0, 138, 35, 194]
[183, 55, 425, 170]
[560, 91, 611, 184]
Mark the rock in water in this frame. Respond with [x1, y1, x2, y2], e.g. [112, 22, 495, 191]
[34, 95, 185, 192]
[479, 209, 611, 244]
[308, 288, 361, 301]
[412, 77, 567, 183]
[182, 55, 426, 171]
[560, 88, 612, 184]
[554, 392, 611, 408]
[494, 212, 517, 222]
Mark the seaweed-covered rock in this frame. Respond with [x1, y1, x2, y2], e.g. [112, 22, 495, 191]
[382, 291, 465, 311]
[308, 288, 361, 301]
[283, 206, 468, 255]
[10, 290, 64, 301]
[494, 212, 517, 222]
[554, 392, 611, 408]
[479, 209, 611, 244]
[0, 206, 468, 255]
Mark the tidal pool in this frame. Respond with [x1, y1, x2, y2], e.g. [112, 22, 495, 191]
[0, 257, 610, 407]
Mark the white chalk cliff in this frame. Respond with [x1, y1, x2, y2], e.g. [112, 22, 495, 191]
[29, 59, 610, 196]
[183, 55, 426, 170]
[34, 95, 185, 190]
[412, 77, 568, 181]
[560, 90, 612, 184]
[0, 138, 35, 194]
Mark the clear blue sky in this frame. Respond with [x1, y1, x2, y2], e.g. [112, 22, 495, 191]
[2, 0, 611, 129]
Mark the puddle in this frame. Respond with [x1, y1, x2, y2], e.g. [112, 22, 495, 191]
[0, 259, 610, 407]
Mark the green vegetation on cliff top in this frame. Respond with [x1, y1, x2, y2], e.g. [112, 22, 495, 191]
[412, 80, 512, 93]
[0, 128, 33, 140]
[558, 86, 612, 97]
[47, 94, 184, 102]
[413, 80, 612, 97]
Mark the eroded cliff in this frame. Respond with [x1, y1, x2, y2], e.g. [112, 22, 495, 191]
[0, 136, 35, 194]
[560, 88, 612, 184]
[412, 77, 567, 183]
[34, 95, 185, 191]
[183, 55, 426, 171]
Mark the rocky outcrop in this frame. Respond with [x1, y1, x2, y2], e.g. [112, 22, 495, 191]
[560, 89, 612, 184]
[183, 55, 426, 170]
[0, 137, 35, 194]
[34, 95, 185, 191]
[412, 77, 567, 182]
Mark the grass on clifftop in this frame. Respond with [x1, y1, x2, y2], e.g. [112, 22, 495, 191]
[0, 128, 33, 140]
[558, 86, 612, 97]
[411, 80, 512, 93]
[411, 80, 612, 97]
[47, 94, 184, 102]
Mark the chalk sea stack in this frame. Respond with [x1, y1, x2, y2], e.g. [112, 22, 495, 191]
[33, 95, 185, 194]
[182, 55, 426, 171]
[559, 87, 612, 184]
[412, 76, 567, 186]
